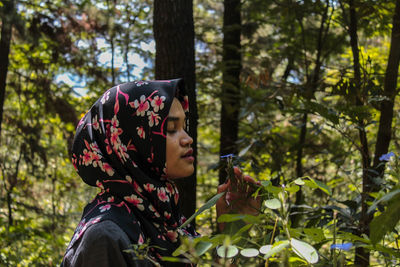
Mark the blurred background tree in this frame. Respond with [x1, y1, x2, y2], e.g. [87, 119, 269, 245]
[1, 0, 399, 265]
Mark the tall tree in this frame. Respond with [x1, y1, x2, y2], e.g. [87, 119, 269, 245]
[354, 0, 400, 264]
[218, 0, 242, 184]
[0, 0, 15, 140]
[153, 0, 197, 220]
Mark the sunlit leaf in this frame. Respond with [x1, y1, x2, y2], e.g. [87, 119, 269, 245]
[290, 238, 319, 264]
[240, 248, 259, 257]
[195, 241, 213, 256]
[217, 245, 239, 258]
[264, 198, 281, 209]
[263, 240, 290, 259]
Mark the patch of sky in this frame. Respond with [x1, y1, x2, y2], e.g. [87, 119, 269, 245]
[56, 38, 155, 95]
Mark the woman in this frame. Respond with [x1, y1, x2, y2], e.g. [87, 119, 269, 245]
[61, 79, 259, 267]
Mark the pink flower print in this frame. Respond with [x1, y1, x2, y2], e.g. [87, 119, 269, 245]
[157, 187, 169, 202]
[147, 152, 154, 163]
[91, 152, 101, 167]
[144, 183, 155, 193]
[96, 180, 104, 190]
[135, 81, 148, 87]
[101, 162, 114, 176]
[136, 126, 145, 139]
[124, 194, 144, 211]
[181, 96, 189, 112]
[147, 111, 160, 127]
[82, 149, 93, 166]
[165, 182, 175, 194]
[111, 115, 119, 129]
[149, 205, 160, 218]
[125, 176, 132, 183]
[101, 90, 110, 104]
[138, 234, 144, 245]
[90, 142, 100, 153]
[164, 211, 171, 220]
[133, 181, 143, 193]
[130, 95, 150, 116]
[167, 230, 178, 243]
[104, 139, 112, 154]
[151, 95, 166, 112]
[107, 196, 114, 202]
[99, 204, 111, 212]
[92, 115, 101, 132]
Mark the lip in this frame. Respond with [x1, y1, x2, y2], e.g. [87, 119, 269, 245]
[182, 149, 193, 158]
[181, 149, 194, 162]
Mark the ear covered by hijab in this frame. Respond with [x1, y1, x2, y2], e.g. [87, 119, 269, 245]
[68, 79, 197, 265]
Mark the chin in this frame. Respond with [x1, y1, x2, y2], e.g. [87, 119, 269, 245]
[167, 167, 194, 180]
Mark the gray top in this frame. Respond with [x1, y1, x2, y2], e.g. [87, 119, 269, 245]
[61, 220, 153, 267]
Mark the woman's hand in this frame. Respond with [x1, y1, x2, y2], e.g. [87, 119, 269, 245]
[216, 166, 262, 232]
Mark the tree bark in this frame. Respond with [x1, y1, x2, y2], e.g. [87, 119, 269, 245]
[0, 0, 14, 142]
[153, 0, 197, 220]
[218, 0, 242, 185]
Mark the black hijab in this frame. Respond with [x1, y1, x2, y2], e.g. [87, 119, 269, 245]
[67, 79, 197, 265]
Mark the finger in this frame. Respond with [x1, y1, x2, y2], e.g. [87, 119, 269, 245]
[217, 180, 230, 193]
[233, 166, 243, 181]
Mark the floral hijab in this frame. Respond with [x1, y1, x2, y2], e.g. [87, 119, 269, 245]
[67, 79, 197, 265]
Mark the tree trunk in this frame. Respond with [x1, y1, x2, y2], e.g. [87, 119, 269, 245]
[153, 0, 197, 220]
[218, 0, 242, 185]
[0, 0, 14, 141]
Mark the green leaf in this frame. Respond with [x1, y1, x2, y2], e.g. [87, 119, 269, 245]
[179, 192, 224, 229]
[217, 245, 239, 258]
[285, 185, 300, 193]
[263, 240, 290, 259]
[195, 241, 213, 256]
[217, 213, 260, 223]
[240, 248, 259, 257]
[368, 188, 400, 213]
[304, 228, 325, 243]
[290, 238, 319, 264]
[264, 198, 281, 209]
[304, 177, 332, 195]
[370, 193, 400, 244]
[294, 178, 305, 185]
[259, 244, 272, 254]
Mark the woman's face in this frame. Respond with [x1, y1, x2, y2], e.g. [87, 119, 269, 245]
[165, 98, 194, 179]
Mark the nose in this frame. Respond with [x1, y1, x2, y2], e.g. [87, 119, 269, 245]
[180, 130, 193, 147]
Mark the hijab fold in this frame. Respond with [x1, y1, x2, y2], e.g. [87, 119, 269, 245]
[68, 79, 197, 265]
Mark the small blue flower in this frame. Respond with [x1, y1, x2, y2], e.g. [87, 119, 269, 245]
[220, 154, 235, 159]
[330, 243, 353, 251]
[379, 152, 395, 162]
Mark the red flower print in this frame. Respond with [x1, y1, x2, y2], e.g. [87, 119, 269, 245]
[82, 149, 93, 166]
[167, 230, 178, 243]
[101, 162, 114, 176]
[144, 183, 155, 193]
[149, 205, 160, 218]
[151, 95, 166, 112]
[157, 187, 169, 202]
[111, 115, 119, 129]
[124, 194, 144, 211]
[136, 126, 145, 139]
[138, 234, 144, 245]
[164, 211, 171, 220]
[99, 204, 111, 212]
[107, 196, 114, 202]
[165, 182, 175, 195]
[133, 181, 143, 193]
[130, 95, 150, 116]
[147, 111, 161, 127]
[96, 180, 104, 190]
